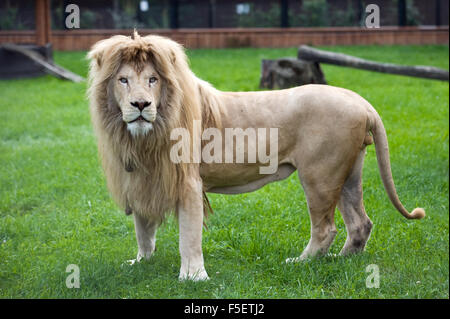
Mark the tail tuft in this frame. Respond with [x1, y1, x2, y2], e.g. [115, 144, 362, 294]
[410, 208, 426, 219]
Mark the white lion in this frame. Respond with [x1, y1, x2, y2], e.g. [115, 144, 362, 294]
[87, 32, 424, 281]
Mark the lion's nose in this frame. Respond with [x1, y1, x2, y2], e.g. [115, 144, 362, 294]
[130, 101, 151, 111]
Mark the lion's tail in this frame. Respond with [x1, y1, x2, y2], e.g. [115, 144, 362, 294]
[370, 113, 425, 220]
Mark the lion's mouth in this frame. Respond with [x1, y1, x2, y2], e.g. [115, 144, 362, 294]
[128, 115, 150, 124]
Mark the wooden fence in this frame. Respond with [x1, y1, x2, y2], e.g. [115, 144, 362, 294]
[0, 26, 448, 51]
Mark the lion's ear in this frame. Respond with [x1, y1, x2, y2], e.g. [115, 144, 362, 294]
[87, 45, 104, 68]
[93, 52, 103, 68]
[87, 35, 129, 69]
[170, 51, 176, 65]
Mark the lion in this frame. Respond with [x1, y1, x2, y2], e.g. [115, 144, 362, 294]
[87, 31, 425, 281]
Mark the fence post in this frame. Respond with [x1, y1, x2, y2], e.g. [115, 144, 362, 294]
[398, 0, 407, 26]
[170, 0, 179, 29]
[435, 0, 441, 26]
[280, 0, 289, 28]
[208, 0, 216, 28]
[35, 0, 51, 46]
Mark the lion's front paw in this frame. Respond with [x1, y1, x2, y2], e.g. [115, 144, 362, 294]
[179, 268, 209, 282]
[125, 258, 139, 266]
[124, 250, 154, 266]
[285, 257, 301, 264]
[285, 255, 310, 264]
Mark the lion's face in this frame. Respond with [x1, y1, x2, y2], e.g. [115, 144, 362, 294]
[112, 62, 162, 137]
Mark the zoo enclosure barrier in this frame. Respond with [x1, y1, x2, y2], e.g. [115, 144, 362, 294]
[0, 0, 448, 50]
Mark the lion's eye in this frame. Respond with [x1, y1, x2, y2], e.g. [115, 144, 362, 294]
[119, 77, 128, 84]
[149, 77, 157, 85]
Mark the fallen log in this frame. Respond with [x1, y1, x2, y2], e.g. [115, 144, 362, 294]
[260, 57, 326, 89]
[1, 43, 84, 83]
[298, 45, 449, 81]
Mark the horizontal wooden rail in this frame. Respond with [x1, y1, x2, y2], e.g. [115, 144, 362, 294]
[0, 26, 448, 50]
[298, 45, 449, 81]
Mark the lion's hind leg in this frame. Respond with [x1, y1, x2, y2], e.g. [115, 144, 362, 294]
[337, 149, 373, 256]
[299, 185, 339, 261]
[286, 172, 340, 263]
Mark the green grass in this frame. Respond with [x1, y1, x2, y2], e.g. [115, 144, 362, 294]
[0, 45, 448, 298]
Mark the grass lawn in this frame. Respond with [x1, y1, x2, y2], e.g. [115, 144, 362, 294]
[0, 45, 448, 298]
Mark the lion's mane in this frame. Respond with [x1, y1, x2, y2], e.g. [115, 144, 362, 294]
[87, 32, 221, 223]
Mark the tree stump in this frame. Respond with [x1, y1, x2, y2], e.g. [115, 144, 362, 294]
[259, 57, 327, 90]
